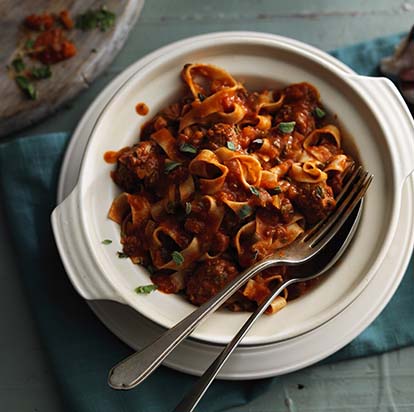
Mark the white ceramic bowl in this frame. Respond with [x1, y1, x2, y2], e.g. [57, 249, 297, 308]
[51, 32, 414, 346]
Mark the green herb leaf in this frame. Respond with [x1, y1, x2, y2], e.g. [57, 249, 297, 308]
[76, 6, 116, 32]
[272, 186, 282, 194]
[101, 239, 112, 245]
[30, 65, 52, 79]
[171, 251, 185, 266]
[135, 284, 157, 294]
[198, 92, 206, 101]
[12, 58, 25, 73]
[249, 186, 260, 196]
[15, 75, 37, 100]
[315, 107, 326, 119]
[278, 121, 296, 134]
[25, 39, 35, 50]
[185, 202, 192, 215]
[238, 204, 253, 219]
[164, 161, 182, 174]
[226, 141, 236, 151]
[179, 143, 197, 154]
[145, 265, 156, 274]
[315, 185, 325, 199]
[117, 251, 128, 258]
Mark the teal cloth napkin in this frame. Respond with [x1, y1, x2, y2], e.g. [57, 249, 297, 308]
[1, 33, 414, 412]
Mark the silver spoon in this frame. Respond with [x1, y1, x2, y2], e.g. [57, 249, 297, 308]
[172, 200, 363, 412]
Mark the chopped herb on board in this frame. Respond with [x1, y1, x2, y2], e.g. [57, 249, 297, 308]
[278, 121, 296, 134]
[12, 57, 25, 72]
[15, 76, 37, 100]
[171, 251, 185, 266]
[30, 65, 52, 79]
[135, 284, 157, 294]
[25, 38, 35, 50]
[76, 6, 116, 32]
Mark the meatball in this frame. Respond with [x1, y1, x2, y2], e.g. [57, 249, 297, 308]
[204, 123, 239, 150]
[112, 141, 163, 192]
[291, 182, 336, 225]
[275, 83, 319, 136]
[186, 258, 239, 306]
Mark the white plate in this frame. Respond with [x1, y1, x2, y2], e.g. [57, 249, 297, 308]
[55, 32, 414, 379]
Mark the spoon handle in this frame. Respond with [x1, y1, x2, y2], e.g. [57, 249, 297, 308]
[171, 279, 293, 412]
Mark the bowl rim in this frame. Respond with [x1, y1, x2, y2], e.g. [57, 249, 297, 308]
[59, 31, 407, 345]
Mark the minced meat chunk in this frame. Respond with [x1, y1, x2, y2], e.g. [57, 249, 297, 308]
[204, 123, 239, 150]
[186, 258, 239, 306]
[111, 141, 163, 193]
[291, 182, 336, 224]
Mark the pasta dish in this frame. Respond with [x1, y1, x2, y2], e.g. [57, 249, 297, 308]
[106, 64, 354, 314]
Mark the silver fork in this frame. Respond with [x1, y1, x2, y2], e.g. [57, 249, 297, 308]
[108, 166, 373, 390]
[172, 199, 364, 412]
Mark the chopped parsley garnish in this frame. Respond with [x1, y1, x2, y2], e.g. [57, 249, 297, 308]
[273, 186, 282, 194]
[15, 76, 37, 100]
[12, 58, 25, 73]
[226, 141, 236, 151]
[198, 92, 206, 101]
[278, 121, 296, 134]
[185, 202, 192, 215]
[135, 284, 157, 294]
[171, 251, 185, 266]
[249, 186, 260, 196]
[164, 161, 182, 174]
[30, 65, 52, 79]
[101, 239, 112, 245]
[117, 251, 128, 258]
[238, 204, 253, 219]
[25, 39, 35, 50]
[315, 107, 326, 119]
[179, 143, 197, 154]
[76, 6, 116, 32]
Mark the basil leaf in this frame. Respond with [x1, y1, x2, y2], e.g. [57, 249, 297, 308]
[117, 251, 128, 258]
[76, 6, 116, 32]
[171, 251, 184, 266]
[12, 58, 25, 73]
[15, 75, 37, 100]
[226, 141, 236, 151]
[179, 143, 197, 154]
[164, 161, 182, 174]
[185, 202, 192, 215]
[315, 107, 326, 119]
[249, 186, 260, 196]
[238, 205, 253, 219]
[135, 284, 157, 294]
[101, 239, 112, 245]
[278, 121, 296, 134]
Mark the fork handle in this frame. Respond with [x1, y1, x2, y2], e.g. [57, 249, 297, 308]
[171, 278, 294, 412]
[108, 257, 288, 390]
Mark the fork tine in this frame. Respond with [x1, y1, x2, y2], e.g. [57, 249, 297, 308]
[309, 172, 373, 249]
[303, 165, 363, 241]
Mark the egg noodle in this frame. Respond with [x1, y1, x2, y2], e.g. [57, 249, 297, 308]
[106, 64, 354, 314]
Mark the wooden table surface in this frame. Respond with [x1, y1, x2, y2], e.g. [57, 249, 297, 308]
[1, 1, 414, 411]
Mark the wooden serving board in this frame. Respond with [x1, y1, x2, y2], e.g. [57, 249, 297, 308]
[0, 0, 144, 138]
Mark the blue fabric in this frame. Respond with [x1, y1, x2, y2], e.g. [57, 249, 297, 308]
[0, 34, 413, 412]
